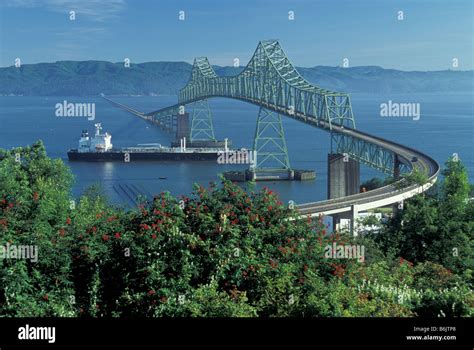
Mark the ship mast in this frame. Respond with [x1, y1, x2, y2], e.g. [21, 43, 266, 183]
[95, 123, 102, 136]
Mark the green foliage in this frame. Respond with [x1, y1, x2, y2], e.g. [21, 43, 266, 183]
[393, 169, 428, 190]
[0, 141, 75, 316]
[360, 176, 393, 191]
[369, 156, 474, 284]
[0, 145, 472, 317]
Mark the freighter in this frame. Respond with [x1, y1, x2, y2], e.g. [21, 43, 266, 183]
[67, 123, 226, 162]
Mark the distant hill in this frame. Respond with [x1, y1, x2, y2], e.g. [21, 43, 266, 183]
[0, 61, 472, 96]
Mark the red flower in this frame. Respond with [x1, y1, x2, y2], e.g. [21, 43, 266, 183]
[91, 226, 97, 233]
[59, 228, 65, 237]
[33, 192, 39, 201]
[66, 217, 72, 225]
[42, 294, 49, 301]
[114, 232, 121, 239]
[399, 257, 413, 267]
[107, 216, 116, 222]
[102, 234, 109, 241]
[332, 264, 345, 278]
[148, 289, 155, 296]
[151, 234, 157, 240]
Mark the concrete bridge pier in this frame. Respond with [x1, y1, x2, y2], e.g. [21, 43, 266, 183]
[327, 153, 360, 235]
[331, 205, 360, 236]
[176, 112, 190, 141]
[392, 154, 403, 217]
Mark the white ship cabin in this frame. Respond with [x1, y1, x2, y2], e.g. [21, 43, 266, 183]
[78, 123, 113, 153]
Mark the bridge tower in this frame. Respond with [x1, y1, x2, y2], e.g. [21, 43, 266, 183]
[248, 106, 294, 180]
[190, 99, 216, 141]
[326, 96, 360, 234]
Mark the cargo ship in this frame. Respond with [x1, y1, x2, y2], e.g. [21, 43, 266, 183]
[67, 123, 227, 162]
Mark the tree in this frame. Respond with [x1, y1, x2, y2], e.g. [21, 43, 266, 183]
[1, 146, 472, 317]
[0, 141, 75, 316]
[369, 156, 473, 283]
[435, 156, 473, 279]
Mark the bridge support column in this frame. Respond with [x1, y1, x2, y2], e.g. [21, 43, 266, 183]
[249, 106, 293, 180]
[350, 204, 359, 236]
[393, 154, 401, 181]
[191, 99, 216, 141]
[328, 153, 360, 234]
[331, 205, 359, 236]
[392, 154, 402, 217]
[176, 112, 190, 141]
[327, 153, 360, 199]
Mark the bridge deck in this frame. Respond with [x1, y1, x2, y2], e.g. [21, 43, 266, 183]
[102, 40, 439, 218]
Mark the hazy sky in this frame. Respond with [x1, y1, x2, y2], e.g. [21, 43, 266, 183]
[1, 0, 473, 70]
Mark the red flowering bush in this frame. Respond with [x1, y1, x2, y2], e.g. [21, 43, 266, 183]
[0, 143, 471, 317]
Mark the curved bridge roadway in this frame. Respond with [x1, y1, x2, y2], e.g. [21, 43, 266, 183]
[106, 40, 440, 218]
[296, 124, 439, 217]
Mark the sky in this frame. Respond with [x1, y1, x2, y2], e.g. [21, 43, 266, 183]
[0, 0, 473, 70]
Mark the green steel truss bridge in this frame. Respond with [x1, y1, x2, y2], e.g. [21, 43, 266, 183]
[106, 40, 440, 226]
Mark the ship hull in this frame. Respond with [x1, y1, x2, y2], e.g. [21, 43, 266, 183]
[67, 150, 219, 162]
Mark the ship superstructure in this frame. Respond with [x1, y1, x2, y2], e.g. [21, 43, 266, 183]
[78, 123, 112, 153]
[67, 123, 235, 162]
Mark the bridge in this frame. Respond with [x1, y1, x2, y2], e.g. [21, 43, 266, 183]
[105, 40, 440, 234]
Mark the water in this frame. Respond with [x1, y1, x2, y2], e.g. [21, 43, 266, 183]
[0, 93, 472, 205]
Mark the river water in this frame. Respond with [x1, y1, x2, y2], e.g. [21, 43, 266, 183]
[0, 93, 472, 206]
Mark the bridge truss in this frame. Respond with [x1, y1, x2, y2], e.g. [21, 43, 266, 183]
[142, 40, 411, 178]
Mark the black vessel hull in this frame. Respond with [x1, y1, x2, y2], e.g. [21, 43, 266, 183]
[67, 150, 219, 162]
